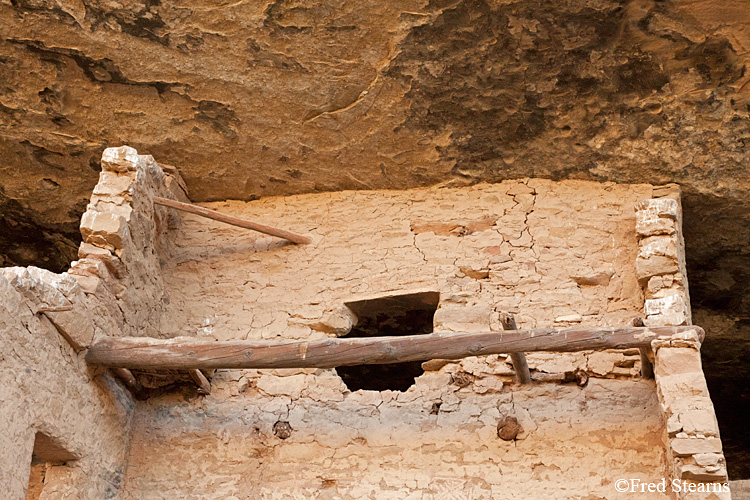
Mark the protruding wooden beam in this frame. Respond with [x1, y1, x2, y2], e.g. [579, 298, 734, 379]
[499, 313, 532, 385]
[35, 305, 74, 314]
[112, 367, 143, 393]
[153, 197, 311, 244]
[631, 317, 655, 379]
[85, 325, 703, 371]
[189, 369, 211, 395]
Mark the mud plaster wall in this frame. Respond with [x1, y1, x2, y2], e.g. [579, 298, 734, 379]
[0, 268, 134, 500]
[0, 147, 184, 500]
[120, 175, 678, 499]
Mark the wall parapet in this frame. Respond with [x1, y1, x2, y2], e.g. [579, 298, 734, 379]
[636, 188, 730, 498]
[67, 146, 187, 341]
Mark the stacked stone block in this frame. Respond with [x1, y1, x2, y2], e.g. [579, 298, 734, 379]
[68, 146, 187, 340]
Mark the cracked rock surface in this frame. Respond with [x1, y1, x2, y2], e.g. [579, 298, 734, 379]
[0, 0, 749, 303]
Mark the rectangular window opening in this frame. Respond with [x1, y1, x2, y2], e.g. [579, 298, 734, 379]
[337, 291, 439, 392]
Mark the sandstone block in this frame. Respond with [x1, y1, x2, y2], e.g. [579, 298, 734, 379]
[655, 347, 702, 378]
[80, 212, 129, 251]
[694, 453, 722, 467]
[635, 198, 679, 236]
[639, 236, 679, 259]
[680, 409, 720, 437]
[680, 463, 728, 482]
[669, 396, 716, 415]
[636, 255, 680, 281]
[101, 146, 139, 172]
[671, 438, 723, 457]
[636, 237, 680, 280]
[657, 373, 710, 409]
[644, 294, 689, 326]
[92, 172, 133, 197]
[69, 274, 103, 295]
[309, 308, 356, 335]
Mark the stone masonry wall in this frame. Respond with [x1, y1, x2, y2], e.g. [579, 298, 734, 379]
[636, 193, 730, 498]
[67, 146, 188, 340]
[118, 168, 689, 499]
[1, 145, 729, 499]
[0, 146, 187, 500]
[0, 268, 133, 499]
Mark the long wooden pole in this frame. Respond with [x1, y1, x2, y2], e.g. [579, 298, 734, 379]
[85, 326, 702, 371]
[631, 316, 655, 379]
[153, 197, 311, 245]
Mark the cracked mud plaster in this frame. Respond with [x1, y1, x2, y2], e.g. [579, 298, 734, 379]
[157, 179, 652, 342]
[0, 272, 134, 500]
[115, 175, 673, 499]
[3, 148, 684, 499]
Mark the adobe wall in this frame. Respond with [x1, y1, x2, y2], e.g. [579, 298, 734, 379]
[157, 179, 651, 339]
[0, 146, 729, 499]
[0, 146, 185, 500]
[120, 173, 684, 499]
[0, 267, 134, 499]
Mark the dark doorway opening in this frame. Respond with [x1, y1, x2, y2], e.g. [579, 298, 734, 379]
[26, 432, 77, 500]
[337, 291, 439, 392]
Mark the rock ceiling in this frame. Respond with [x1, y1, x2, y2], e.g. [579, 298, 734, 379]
[1, 0, 749, 321]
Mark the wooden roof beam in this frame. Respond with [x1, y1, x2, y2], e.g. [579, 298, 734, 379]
[85, 325, 703, 371]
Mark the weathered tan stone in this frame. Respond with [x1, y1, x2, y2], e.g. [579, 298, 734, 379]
[681, 409, 721, 437]
[0, 266, 95, 350]
[654, 348, 703, 378]
[635, 199, 679, 237]
[636, 237, 680, 281]
[657, 373, 711, 410]
[92, 172, 134, 198]
[0, 274, 132, 499]
[671, 438, 723, 457]
[80, 212, 128, 251]
[101, 146, 140, 173]
[680, 463, 728, 482]
[645, 294, 690, 327]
